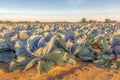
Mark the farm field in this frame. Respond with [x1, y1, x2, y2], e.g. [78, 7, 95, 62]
[0, 23, 120, 80]
[0, 0, 120, 80]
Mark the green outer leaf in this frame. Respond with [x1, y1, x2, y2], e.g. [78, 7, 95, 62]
[9, 55, 33, 71]
[73, 46, 84, 56]
[24, 58, 39, 71]
[9, 59, 20, 71]
[79, 46, 94, 61]
[45, 48, 66, 65]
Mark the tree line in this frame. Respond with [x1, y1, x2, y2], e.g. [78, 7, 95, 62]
[81, 18, 113, 23]
[0, 18, 117, 24]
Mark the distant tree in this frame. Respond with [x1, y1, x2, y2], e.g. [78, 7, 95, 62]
[105, 19, 111, 23]
[35, 21, 40, 23]
[4, 21, 12, 24]
[81, 17, 87, 23]
[5, 21, 11, 23]
[89, 20, 94, 23]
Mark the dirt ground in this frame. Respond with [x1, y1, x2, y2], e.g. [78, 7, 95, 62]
[0, 60, 120, 80]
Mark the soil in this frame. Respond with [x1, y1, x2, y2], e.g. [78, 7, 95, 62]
[0, 60, 120, 80]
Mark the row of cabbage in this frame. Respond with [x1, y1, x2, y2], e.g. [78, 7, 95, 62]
[0, 23, 120, 74]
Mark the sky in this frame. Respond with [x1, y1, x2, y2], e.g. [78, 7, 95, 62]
[0, 0, 120, 22]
